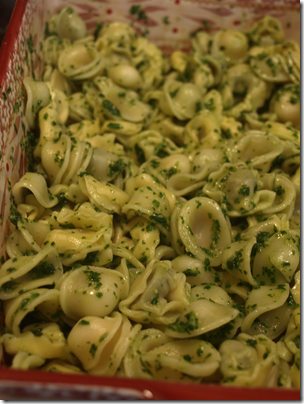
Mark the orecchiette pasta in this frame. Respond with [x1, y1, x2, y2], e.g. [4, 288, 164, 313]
[67, 313, 141, 375]
[59, 265, 128, 320]
[0, 8, 300, 389]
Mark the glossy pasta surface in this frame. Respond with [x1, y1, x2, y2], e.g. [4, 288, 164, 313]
[0, 7, 300, 388]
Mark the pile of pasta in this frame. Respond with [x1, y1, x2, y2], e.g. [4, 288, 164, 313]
[0, 7, 300, 388]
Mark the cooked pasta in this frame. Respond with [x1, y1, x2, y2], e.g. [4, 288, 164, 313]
[0, 7, 300, 388]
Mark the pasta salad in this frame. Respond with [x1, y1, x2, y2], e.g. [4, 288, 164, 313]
[0, 6, 300, 388]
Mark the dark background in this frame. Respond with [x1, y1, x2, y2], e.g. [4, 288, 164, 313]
[0, 0, 17, 46]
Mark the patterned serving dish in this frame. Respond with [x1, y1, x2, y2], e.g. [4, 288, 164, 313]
[0, 0, 300, 400]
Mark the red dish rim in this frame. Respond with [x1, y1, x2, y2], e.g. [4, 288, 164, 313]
[0, 0, 301, 400]
[0, 0, 28, 85]
[0, 367, 301, 400]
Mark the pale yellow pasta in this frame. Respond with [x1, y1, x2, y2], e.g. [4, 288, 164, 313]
[211, 30, 249, 66]
[34, 102, 66, 159]
[108, 65, 143, 91]
[123, 328, 173, 379]
[49, 7, 87, 42]
[122, 130, 181, 165]
[1, 323, 72, 362]
[0, 246, 62, 299]
[219, 333, 280, 387]
[183, 109, 221, 147]
[12, 172, 58, 208]
[11, 351, 46, 370]
[170, 50, 188, 75]
[51, 87, 70, 125]
[128, 336, 221, 382]
[41, 135, 92, 186]
[58, 43, 103, 81]
[251, 230, 300, 285]
[43, 67, 72, 96]
[3, 288, 61, 336]
[59, 265, 128, 320]
[43, 36, 72, 67]
[119, 259, 189, 325]
[67, 313, 141, 376]
[222, 237, 258, 286]
[122, 185, 172, 242]
[23, 78, 51, 129]
[247, 15, 284, 46]
[221, 63, 273, 119]
[171, 255, 222, 287]
[165, 299, 239, 339]
[44, 226, 113, 267]
[241, 284, 293, 339]
[0, 9, 300, 389]
[112, 217, 160, 265]
[230, 131, 284, 173]
[270, 84, 300, 128]
[172, 196, 231, 267]
[78, 174, 130, 214]
[5, 219, 50, 258]
[95, 21, 136, 59]
[41, 359, 85, 374]
[203, 162, 278, 217]
[68, 92, 94, 121]
[145, 72, 203, 121]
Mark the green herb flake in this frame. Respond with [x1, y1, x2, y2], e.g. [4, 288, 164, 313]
[167, 311, 199, 334]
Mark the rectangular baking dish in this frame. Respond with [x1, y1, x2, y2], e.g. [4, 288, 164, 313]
[0, 0, 300, 400]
